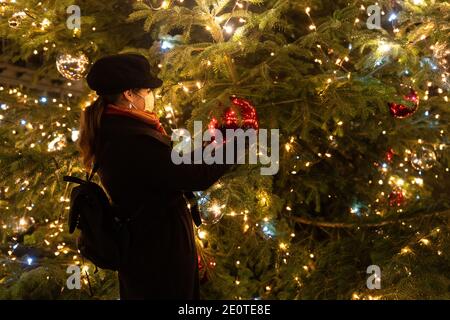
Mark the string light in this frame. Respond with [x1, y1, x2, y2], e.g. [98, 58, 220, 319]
[0, 0, 447, 301]
[198, 230, 207, 239]
[377, 41, 393, 54]
[161, 1, 170, 9]
[40, 18, 50, 30]
[388, 13, 397, 22]
[161, 40, 174, 50]
[400, 246, 413, 255]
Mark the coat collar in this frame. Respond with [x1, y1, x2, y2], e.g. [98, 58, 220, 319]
[104, 104, 168, 136]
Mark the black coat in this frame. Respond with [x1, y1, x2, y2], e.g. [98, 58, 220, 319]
[96, 112, 233, 299]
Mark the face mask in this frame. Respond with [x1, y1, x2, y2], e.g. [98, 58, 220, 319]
[136, 91, 155, 112]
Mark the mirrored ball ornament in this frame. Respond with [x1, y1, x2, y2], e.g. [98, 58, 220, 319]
[411, 145, 437, 171]
[195, 191, 226, 225]
[56, 51, 89, 81]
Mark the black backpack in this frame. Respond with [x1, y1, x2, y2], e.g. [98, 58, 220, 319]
[63, 141, 133, 272]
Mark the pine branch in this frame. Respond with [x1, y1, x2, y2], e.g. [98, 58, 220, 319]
[290, 209, 450, 229]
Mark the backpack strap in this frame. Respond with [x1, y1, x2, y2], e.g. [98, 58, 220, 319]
[183, 191, 202, 227]
[63, 175, 86, 185]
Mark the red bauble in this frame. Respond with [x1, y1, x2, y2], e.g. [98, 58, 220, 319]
[208, 96, 259, 131]
[208, 116, 219, 131]
[389, 89, 419, 119]
[197, 254, 216, 284]
[198, 254, 203, 273]
[223, 107, 239, 129]
[388, 188, 405, 207]
[229, 97, 259, 130]
[385, 148, 395, 163]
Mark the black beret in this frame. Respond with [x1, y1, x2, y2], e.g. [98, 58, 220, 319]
[86, 53, 163, 95]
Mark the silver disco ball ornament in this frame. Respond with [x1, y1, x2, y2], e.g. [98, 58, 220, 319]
[56, 50, 89, 80]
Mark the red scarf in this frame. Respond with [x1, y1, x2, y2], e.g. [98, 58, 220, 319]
[104, 104, 168, 136]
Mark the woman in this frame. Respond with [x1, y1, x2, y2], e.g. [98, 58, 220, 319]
[78, 53, 234, 299]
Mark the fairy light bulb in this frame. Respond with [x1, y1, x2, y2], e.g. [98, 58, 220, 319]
[400, 246, 412, 254]
[285, 143, 292, 152]
[19, 218, 28, 227]
[223, 24, 234, 34]
[41, 18, 51, 30]
[395, 178, 404, 186]
[378, 41, 392, 53]
[198, 230, 207, 239]
[161, 1, 170, 9]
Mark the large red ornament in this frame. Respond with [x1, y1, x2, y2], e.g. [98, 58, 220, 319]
[230, 97, 259, 130]
[388, 188, 405, 207]
[208, 97, 259, 131]
[388, 89, 419, 119]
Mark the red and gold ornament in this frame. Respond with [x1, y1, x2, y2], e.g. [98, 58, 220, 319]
[209, 96, 259, 131]
[388, 89, 419, 119]
[385, 148, 395, 163]
[388, 188, 405, 207]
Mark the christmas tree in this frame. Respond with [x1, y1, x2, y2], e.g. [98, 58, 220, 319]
[0, 0, 449, 299]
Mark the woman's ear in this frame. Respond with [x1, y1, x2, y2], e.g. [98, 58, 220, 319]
[122, 90, 133, 102]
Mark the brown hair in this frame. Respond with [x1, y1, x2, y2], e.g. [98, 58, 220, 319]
[78, 94, 121, 171]
[77, 89, 144, 171]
